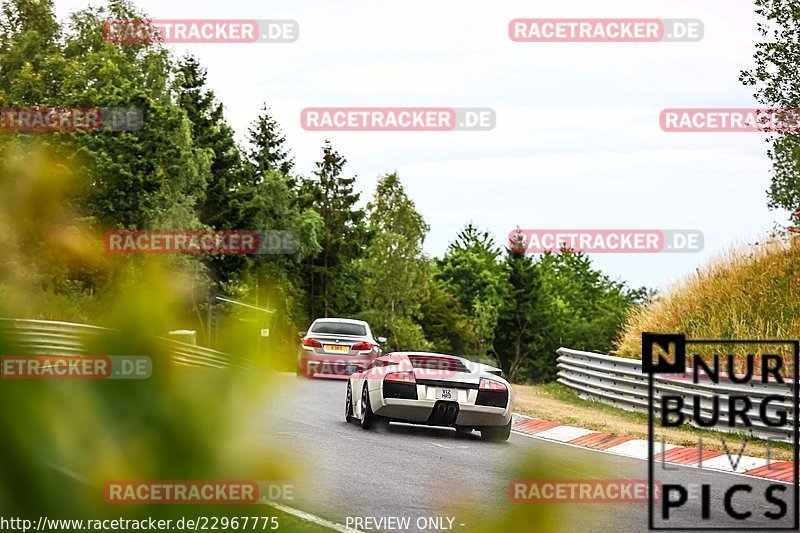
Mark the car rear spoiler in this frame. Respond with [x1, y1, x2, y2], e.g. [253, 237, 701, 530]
[485, 365, 503, 377]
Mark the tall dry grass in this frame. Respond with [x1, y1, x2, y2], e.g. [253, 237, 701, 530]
[615, 236, 800, 357]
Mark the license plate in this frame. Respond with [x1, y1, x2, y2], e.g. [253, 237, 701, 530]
[436, 388, 455, 400]
[324, 345, 349, 352]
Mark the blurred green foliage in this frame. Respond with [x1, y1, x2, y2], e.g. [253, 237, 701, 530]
[0, 140, 302, 526]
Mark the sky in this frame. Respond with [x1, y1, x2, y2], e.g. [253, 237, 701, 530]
[55, 0, 790, 291]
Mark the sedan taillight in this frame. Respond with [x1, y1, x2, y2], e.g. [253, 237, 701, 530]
[351, 341, 372, 351]
[385, 371, 416, 384]
[303, 338, 322, 348]
[479, 377, 507, 392]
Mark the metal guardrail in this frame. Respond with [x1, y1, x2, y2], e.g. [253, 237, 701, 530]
[0, 318, 248, 369]
[557, 347, 795, 442]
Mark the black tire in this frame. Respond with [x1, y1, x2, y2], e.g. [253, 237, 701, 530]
[360, 385, 374, 429]
[345, 382, 355, 422]
[480, 420, 512, 442]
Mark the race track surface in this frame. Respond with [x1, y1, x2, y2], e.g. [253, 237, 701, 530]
[249, 376, 795, 532]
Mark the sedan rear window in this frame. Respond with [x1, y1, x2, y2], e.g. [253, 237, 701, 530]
[311, 322, 367, 336]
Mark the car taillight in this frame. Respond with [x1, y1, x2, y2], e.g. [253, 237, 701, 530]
[479, 378, 507, 392]
[383, 370, 418, 400]
[303, 338, 322, 348]
[351, 341, 372, 351]
[385, 371, 416, 384]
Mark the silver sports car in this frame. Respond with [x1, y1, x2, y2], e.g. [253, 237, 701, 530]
[345, 351, 514, 442]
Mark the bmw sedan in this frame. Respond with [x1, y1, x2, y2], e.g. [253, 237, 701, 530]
[297, 318, 386, 379]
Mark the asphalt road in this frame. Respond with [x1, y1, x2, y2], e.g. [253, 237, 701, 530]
[249, 376, 797, 532]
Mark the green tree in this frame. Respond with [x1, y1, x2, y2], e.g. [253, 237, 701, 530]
[227, 112, 323, 355]
[173, 53, 253, 321]
[436, 223, 507, 356]
[359, 173, 430, 350]
[530, 249, 649, 381]
[64, 1, 206, 231]
[740, 0, 800, 219]
[301, 142, 366, 318]
[417, 273, 472, 354]
[0, 0, 63, 104]
[247, 104, 293, 178]
[494, 231, 546, 381]
[175, 55, 245, 231]
[0, 0, 209, 312]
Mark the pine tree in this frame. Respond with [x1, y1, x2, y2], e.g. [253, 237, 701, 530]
[247, 104, 294, 180]
[494, 245, 545, 381]
[175, 55, 245, 230]
[301, 142, 366, 318]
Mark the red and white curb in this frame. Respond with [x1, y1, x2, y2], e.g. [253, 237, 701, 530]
[511, 414, 795, 484]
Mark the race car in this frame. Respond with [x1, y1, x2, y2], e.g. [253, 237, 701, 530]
[297, 318, 386, 379]
[344, 351, 514, 442]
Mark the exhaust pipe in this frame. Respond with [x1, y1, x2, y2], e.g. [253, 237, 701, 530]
[428, 401, 460, 426]
[446, 405, 458, 424]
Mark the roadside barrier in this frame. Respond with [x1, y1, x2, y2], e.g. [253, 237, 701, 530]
[0, 318, 250, 369]
[556, 347, 794, 442]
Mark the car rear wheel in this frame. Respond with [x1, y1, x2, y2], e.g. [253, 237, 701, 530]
[345, 382, 355, 422]
[480, 420, 511, 442]
[360, 385, 374, 429]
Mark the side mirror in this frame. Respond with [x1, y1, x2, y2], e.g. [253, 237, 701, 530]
[345, 364, 363, 374]
[376, 336, 387, 344]
[298, 331, 306, 338]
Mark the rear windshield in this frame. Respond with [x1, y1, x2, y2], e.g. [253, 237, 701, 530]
[311, 322, 367, 336]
